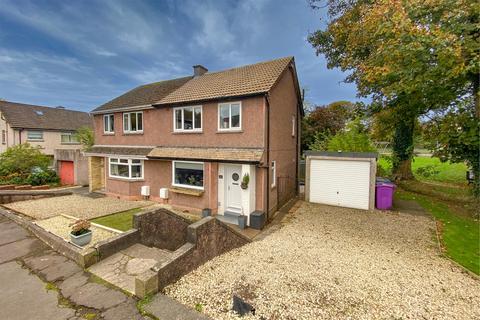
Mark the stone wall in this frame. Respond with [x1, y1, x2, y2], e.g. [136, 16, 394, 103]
[133, 208, 190, 251]
[88, 156, 105, 192]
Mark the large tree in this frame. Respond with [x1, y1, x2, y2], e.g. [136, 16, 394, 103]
[308, 0, 479, 179]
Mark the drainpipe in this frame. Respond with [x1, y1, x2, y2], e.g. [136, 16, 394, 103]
[19, 128, 23, 144]
[265, 94, 271, 220]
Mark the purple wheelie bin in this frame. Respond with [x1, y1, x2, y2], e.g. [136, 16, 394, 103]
[375, 181, 396, 210]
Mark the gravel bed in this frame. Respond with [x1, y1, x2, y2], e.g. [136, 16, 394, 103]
[4, 195, 153, 220]
[35, 215, 118, 251]
[165, 201, 480, 320]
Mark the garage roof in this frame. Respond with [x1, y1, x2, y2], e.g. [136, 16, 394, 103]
[304, 151, 378, 159]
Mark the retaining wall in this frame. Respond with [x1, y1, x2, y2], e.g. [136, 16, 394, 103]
[0, 191, 71, 204]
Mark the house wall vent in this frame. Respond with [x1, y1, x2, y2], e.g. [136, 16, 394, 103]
[160, 188, 169, 199]
[141, 185, 150, 196]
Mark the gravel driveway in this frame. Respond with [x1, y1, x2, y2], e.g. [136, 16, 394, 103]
[165, 201, 480, 320]
[3, 195, 153, 220]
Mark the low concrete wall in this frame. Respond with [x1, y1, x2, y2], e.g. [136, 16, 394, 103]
[95, 229, 140, 260]
[153, 217, 250, 292]
[0, 191, 72, 204]
[133, 208, 191, 251]
[0, 207, 97, 267]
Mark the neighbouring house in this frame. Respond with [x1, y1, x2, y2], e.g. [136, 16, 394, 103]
[86, 57, 302, 226]
[0, 101, 92, 185]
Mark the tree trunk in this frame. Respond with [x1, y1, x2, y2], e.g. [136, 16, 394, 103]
[392, 113, 415, 180]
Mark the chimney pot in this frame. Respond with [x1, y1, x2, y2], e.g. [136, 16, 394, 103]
[193, 65, 208, 77]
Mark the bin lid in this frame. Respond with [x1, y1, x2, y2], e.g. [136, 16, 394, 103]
[376, 182, 396, 188]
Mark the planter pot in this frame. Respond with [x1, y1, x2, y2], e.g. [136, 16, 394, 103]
[202, 208, 212, 218]
[238, 215, 248, 229]
[70, 230, 92, 247]
[240, 183, 248, 190]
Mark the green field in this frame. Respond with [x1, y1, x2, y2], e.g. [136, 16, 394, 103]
[90, 208, 142, 231]
[378, 156, 468, 184]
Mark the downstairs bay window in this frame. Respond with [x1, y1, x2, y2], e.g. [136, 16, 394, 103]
[109, 158, 143, 179]
[172, 161, 204, 190]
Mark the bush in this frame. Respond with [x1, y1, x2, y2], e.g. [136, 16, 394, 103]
[26, 169, 60, 186]
[0, 144, 50, 177]
[327, 118, 377, 152]
[415, 165, 440, 178]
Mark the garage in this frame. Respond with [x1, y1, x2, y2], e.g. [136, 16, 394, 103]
[59, 160, 74, 185]
[305, 151, 377, 210]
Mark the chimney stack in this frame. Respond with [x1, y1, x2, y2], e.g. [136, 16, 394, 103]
[193, 65, 208, 77]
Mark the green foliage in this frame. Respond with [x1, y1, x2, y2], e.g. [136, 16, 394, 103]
[415, 165, 440, 178]
[302, 101, 354, 151]
[308, 131, 331, 151]
[75, 126, 94, 151]
[424, 101, 480, 196]
[324, 119, 377, 152]
[195, 303, 204, 313]
[26, 169, 60, 186]
[0, 144, 51, 182]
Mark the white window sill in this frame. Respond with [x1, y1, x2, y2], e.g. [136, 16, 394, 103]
[216, 129, 242, 134]
[172, 130, 203, 134]
[108, 176, 144, 182]
[122, 131, 144, 135]
[103, 132, 115, 135]
[27, 139, 44, 142]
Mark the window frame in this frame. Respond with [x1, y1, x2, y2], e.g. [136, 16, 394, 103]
[122, 111, 143, 134]
[292, 115, 296, 137]
[217, 102, 242, 131]
[27, 130, 43, 141]
[271, 160, 276, 188]
[60, 132, 80, 144]
[172, 160, 205, 190]
[103, 114, 115, 134]
[173, 105, 203, 132]
[108, 157, 144, 180]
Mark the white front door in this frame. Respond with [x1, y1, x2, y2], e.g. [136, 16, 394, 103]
[225, 164, 242, 213]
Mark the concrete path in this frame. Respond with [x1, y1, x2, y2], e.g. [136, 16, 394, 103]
[0, 213, 145, 320]
[89, 243, 174, 294]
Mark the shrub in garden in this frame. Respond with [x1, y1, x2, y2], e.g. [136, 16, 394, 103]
[26, 169, 60, 186]
[326, 119, 377, 153]
[0, 144, 50, 177]
[415, 165, 440, 178]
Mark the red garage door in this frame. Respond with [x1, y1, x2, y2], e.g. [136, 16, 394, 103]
[59, 161, 74, 185]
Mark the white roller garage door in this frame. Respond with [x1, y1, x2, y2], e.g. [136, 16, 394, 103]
[309, 159, 371, 210]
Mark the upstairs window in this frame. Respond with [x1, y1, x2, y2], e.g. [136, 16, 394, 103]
[218, 102, 241, 131]
[104, 114, 114, 133]
[271, 160, 276, 188]
[109, 158, 143, 179]
[174, 106, 202, 132]
[292, 115, 296, 137]
[61, 132, 79, 144]
[123, 112, 143, 133]
[27, 130, 43, 141]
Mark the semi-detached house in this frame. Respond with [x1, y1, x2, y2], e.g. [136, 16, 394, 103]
[87, 57, 302, 226]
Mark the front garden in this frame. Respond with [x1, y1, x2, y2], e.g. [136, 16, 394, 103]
[0, 144, 60, 187]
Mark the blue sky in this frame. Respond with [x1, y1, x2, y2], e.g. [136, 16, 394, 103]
[0, 0, 359, 112]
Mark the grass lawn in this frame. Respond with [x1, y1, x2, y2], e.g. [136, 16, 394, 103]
[378, 156, 468, 184]
[395, 189, 479, 274]
[90, 208, 142, 231]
